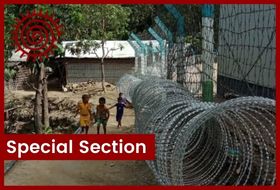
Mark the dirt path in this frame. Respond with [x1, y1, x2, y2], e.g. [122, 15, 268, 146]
[5, 160, 156, 185]
[4, 88, 157, 186]
[5, 113, 157, 186]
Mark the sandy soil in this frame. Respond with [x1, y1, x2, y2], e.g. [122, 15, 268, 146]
[4, 85, 157, 186]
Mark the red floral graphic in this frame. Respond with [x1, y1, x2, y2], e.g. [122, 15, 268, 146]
[12, 10, 62, 62]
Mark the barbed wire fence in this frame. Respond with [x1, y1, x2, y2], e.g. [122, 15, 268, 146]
[128, 4, 275, 100]
[121, 4, 276, 185]
[217, 5, 275, 99]
[118, 74, 275, 185]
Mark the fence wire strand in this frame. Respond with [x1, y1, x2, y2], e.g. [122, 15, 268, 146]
[117, 74, 275, 185]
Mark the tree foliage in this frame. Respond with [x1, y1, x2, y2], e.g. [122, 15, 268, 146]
[62, 5, 131, 92]
[4, 5, 17, 62]
[5, 4, 220, 61]
[4, 67, 16, 82]
[4, 4, 219, 131]
[123, 5, 155, 36]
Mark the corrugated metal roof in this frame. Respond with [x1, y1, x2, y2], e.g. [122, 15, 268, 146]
[8, 50, 29, 62]
[62, 40, 160, 59]
[8, 40, 161, 62]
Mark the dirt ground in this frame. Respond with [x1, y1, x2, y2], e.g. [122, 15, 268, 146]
[4, 83, 157, 186]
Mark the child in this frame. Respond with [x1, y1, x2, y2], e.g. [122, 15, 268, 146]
[119, 92, 133, 108]
[109, 97, 128, 128]
[96, 97, 110, 134]
[76, 94, 93, 134]
[119, 93, 127, 104]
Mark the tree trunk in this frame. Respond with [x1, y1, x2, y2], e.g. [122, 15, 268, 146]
[42, 64, 49, 128]
[101, 41, 106, 92]
[100, 16, 107, 93]
[101, 60, 106, 92]
[34, 64, 43, 134]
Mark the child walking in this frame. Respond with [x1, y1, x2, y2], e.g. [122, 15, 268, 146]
[76, 94, 93, 134]
[119, 92, 132, 108]
[96, 97, 110, 134]
[118, 92, 127, 104]
[109, 97, 128, 128]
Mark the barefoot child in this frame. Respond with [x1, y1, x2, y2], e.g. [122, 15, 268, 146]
[109, 97, 128, 128]
[76, 94, 93, 134]
[96, 97, 110, 134]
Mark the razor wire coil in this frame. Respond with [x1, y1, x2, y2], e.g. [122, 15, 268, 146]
[117, 74, 275, 185]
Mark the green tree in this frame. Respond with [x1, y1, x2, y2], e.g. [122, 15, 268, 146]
[92, 5, 130, 91]
[4, 4, 131, 132]
[4, 5, 18, 62]
[68, 5, 131, 92]
[25, 43, 64, 134]
[123, 5, 155, 37]
[4, 5, 65, 133]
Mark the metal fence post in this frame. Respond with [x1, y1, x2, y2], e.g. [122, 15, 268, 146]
[128, 39, 141, 73]
[164, 4, 186, 86]
[202, 4, 214, 101]
[130, 33, 148, 75]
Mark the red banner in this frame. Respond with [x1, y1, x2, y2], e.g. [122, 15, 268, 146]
[2, 134, 155, 160]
